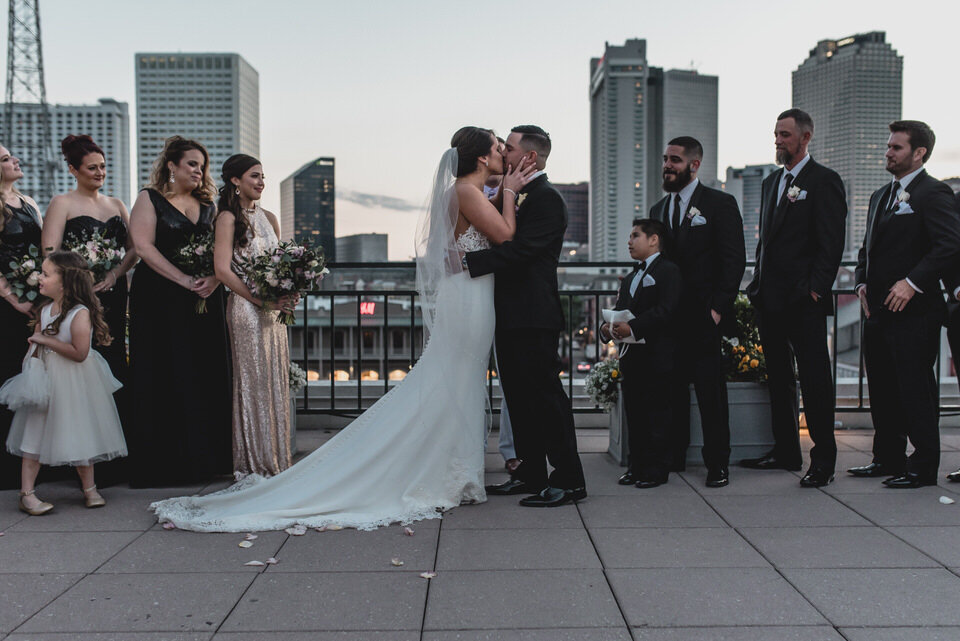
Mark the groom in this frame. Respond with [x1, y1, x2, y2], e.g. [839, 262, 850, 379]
[464, 125, 587, 507]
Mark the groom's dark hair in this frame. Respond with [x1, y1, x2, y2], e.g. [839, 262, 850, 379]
[511, 125, 552, 160]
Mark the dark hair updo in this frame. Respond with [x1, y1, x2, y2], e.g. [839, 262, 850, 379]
[61, 134, 104, 169]
[217, 153, 262, 248]
[450, 126, 495, 178]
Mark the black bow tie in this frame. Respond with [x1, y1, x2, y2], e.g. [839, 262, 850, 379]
[637, 261, 647, 271]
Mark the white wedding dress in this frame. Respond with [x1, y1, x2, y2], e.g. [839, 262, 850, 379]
[151, 227, 494, 532]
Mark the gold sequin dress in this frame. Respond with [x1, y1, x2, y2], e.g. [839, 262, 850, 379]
[227, 206, 291, 477]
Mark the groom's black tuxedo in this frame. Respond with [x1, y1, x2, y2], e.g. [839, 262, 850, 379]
[609, 254, 682, 480]
[856, 169, 960, 477]
[650, 181, 745, 469]
[745, 157, 846, 471]
[466, 174, 585, 491]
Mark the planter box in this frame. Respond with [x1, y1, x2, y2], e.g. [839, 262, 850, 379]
[608, 381, 780, 467]
[688, 381, 778, 464]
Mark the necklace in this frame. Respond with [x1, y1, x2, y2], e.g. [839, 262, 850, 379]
[241, 204, 257, 215]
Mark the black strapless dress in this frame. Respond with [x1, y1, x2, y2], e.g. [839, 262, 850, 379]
[127, 189, 232, 487]
[0, 200, 41, 489]
[63, 214, 131, 484]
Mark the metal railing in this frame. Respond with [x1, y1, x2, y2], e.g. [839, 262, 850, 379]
[292, 261, 960, 417]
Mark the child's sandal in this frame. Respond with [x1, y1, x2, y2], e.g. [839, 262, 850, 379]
[82, 485, 106, 509]
[19, 489, 54, 516]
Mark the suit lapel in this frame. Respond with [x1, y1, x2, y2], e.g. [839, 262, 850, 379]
[760, 169, 782, 244]
[677, 183, 704, 246]
[767, 160, 815, 242]
[868, 183, 895, 249]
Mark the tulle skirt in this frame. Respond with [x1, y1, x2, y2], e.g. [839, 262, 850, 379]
[6, 349, 127, 466]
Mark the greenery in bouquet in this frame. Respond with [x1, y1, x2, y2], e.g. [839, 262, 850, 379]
[722, 294, 767, 382]
[62, 229, 125, 283]
[174, 231, 215, 313]
[242, 240, 328, 325]
[585, 358, 621, 410]
[289, 361, 307, 394]
[3, 244, 43, 304]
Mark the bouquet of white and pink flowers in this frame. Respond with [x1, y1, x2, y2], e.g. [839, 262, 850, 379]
[174, 231, 215, 313]
[62, 229, 125, 284]
[242, 240, 328, 325]
[3, 244, 43, 304]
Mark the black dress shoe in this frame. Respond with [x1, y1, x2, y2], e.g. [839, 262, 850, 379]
[705, 466, 729, 488]
[634, 477, 667, 489]
[485, 479, 542, 495]
[882, 472, 937, 489]
[799, 467, 834, 488]
[617, 472, 637, 486]
[518, 486, 587, 507]
[847, 462, 901, 478]
[738, 453, 802, 471]
[946, 468, 960, 482]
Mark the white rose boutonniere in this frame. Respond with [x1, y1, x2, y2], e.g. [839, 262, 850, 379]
[898, 190, 910, 204]
[787, 185, 802, 202]
[517, 193, 528, 207]
[686, 206, 701, 220]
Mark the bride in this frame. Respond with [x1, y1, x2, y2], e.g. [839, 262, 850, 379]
[150, 127, 537, 531]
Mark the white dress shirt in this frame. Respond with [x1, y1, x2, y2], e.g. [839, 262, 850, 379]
[668, 178, 699, 228]
[777, 153, 811, 202]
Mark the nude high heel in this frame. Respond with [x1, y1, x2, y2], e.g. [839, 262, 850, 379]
[19, 489, 54, 516]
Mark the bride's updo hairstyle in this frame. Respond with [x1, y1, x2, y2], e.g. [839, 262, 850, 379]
[217, 153, 261, 249]
[61, 134, 104, 170]
[450, 126, 495, 178]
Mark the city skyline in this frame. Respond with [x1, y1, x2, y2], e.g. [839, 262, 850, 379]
[6, 0, 959, 259]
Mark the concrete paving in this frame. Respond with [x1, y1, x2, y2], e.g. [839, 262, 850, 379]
[1, 427, 959, 640]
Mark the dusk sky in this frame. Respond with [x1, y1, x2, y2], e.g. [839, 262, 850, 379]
[13, 0, 960, 258]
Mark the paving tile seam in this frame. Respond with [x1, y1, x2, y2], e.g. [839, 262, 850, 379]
[5, 573, 87, 637]
[575, 500, 638, 641]
[418, 515, 444, 641]
[212, 535, 295, 636]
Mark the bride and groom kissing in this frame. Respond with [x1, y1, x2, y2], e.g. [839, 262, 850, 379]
[151, 124, 585, 532]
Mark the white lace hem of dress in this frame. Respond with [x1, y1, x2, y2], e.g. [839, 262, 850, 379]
[150, 473, 485, 532]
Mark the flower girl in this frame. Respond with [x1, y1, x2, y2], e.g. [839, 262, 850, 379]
[0, 251, 126, 514]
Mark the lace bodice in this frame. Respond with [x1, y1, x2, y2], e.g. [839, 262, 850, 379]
[455, 225, 491, 252]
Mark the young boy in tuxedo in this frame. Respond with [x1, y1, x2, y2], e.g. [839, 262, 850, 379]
[600, 219, 682, 488]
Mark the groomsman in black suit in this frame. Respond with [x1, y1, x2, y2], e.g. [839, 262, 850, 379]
[466, 125, 586, 507]
[946, 189, 960, 484]
[649, 137, 746, 488]
[849, 120, 960, 488]
[600, 218, 682, 487]
[742, 109, 847, 487]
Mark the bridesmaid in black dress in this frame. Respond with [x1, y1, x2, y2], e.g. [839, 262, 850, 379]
[0, 144, 42, 489]
[127, 136, 232, 487]
[42, 135, 139, 484]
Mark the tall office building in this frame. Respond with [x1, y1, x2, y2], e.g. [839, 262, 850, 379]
[336, 233, 388, 262]
[554, 182, 589, 246]
[0, 98, 130, 209]
[280, 157, 335, 259]
[135, 53, 259, 189]
[725, 164, 778, 259]
[590, 39, 719, 261]
[792, 32, 902, 258]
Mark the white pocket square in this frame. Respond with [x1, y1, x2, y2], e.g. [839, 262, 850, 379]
[797, 190, 808, 201]
[690, 214, 707, 226]
[893, 204, 915, 215]
[641, 274, 657, 288]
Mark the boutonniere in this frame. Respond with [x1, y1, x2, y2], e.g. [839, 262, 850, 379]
[686, 206, 701, 220]
[898, 190, 910, 204]
[786, 185, 802, 202]
[517, 193, 527, 207]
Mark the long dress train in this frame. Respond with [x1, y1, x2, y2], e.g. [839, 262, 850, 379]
[151, 228, 493, 531]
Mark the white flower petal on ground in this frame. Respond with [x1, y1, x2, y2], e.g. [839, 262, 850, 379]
[391, 558, 404, 567]
[403, 527, 415, 536]
[244, 560, 265, 567]
[161, 522, 176, 530]
[238, 541, 253, 548]
[939, 496, 956, 505]
[265, 557, 279, 565]
[419, 571, 437, 579]
[285, 525, 308, 536]
[244, 533, 258, 540]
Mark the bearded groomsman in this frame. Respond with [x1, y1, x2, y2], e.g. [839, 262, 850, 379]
[649, 137, 745, 488]
[849, 120, 960, 488]
[742, 109, 847, 487]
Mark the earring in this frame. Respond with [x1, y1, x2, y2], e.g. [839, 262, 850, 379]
[169, 173, 175, 184]
[482, 159, 488, 166]
[235, 187, 240, 195]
